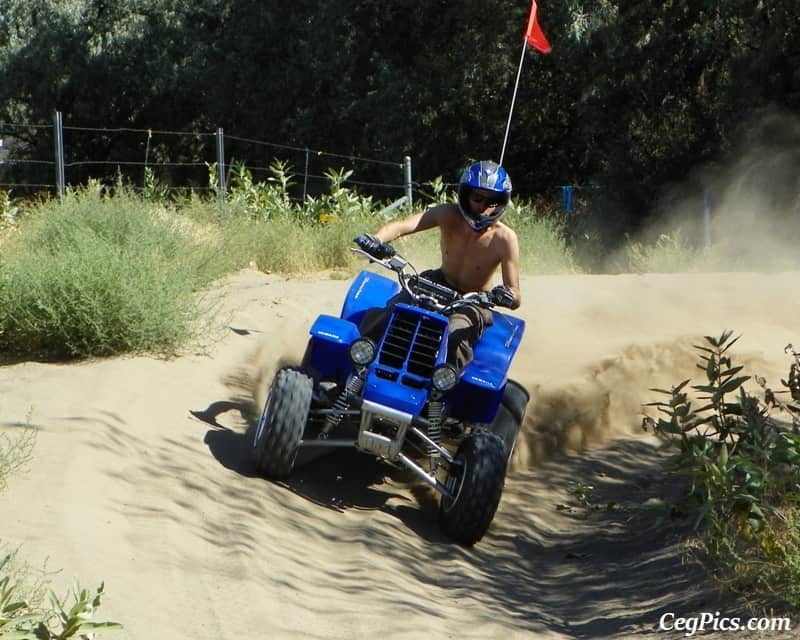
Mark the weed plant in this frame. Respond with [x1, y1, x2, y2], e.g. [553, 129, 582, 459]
[0, 420, 119, 638]
[644, 331, 800, 607]
[625, 230, 708, 273]
[0, 183, 221, 359]
[0, 426, 34, 494]
[504, 203, 579, 274]
[204, 162, 379, 273]
[624, 228, 800, 273]
[0, 554, 121, 639]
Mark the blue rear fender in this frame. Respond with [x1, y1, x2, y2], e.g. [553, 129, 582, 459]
[304, 314, 360, 384]
[447, 311, 526, 423]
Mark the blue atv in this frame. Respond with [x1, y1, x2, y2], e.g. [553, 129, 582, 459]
[250, 248, 529, 546]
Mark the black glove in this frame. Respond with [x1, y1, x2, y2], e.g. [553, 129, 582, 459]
[490, 285, 515, 308]
[354, 233, 396, 259]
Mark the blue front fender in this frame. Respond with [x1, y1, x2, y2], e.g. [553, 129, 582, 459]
[304, 315, 360, 383]
[340, 270, 400, 326]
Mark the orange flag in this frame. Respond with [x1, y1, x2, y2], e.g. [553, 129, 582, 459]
[525, 1, 552, 54]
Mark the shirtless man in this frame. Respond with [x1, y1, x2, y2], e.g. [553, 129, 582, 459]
[355, 160, 521, 368]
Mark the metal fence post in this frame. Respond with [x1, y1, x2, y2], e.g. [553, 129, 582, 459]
[216, 127, 226, 206]
[53, 111, 65, 198]
[303, 148, 310, 202]
[403, 155, 413, 212]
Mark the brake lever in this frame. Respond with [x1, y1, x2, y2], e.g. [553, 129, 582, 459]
[441, 292, 493, 315]
[349, 247, 408, 272]
[349, 247, 381, 262]
[461, 291, 494, 308]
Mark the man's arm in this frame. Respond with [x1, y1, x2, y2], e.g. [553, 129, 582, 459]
[373, 205, 448, 243]
[499, 229, 522, 310]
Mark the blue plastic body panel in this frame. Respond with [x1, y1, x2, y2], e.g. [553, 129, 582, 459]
[362, 303, 449, 416]
[340, 270, 401, 326]
[304, 314, 360, 384]
[447, 312, 526, 423]
[303, 267, 526, 425]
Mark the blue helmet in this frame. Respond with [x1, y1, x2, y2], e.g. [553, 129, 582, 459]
[457, 160, 513, 232]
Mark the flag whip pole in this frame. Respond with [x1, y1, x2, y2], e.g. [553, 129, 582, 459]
[499, 0, 551, 166]
[499, 38, 529, 167]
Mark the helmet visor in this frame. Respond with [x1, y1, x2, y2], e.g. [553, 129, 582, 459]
[458, 186, 509, 231]
[467, 190, 504, 211]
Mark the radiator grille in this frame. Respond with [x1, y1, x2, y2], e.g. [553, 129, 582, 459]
[378, 310, 445, 379]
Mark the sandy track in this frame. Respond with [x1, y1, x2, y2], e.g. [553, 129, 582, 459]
[1, 268, 798, 639]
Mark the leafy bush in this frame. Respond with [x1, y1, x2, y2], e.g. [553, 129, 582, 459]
[644, 331, 800, 606]
[212, 160, 299, 221]
[0, 555, 121, 639]
[1, 425, 119, 639]
[0, 190, 21, 227]
[504, 202, 580, 274]
[0, 425, 34, 494]
[625, 230, 707, 273]
[0, 183, 221, 359]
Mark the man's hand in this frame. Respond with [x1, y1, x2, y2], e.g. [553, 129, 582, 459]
[490, 284, 515, 308]
[354, 233, 396, 259]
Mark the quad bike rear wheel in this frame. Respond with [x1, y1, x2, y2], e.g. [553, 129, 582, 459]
[439, 429, 508, 546]
[251, 367, 313, 479]
[487, 379, 530, 461]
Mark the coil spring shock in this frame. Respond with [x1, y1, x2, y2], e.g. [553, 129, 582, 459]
[427, 399, 443, 467]
[321, 372, 365, 437]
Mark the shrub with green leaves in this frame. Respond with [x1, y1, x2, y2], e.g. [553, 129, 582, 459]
[625, 230, 707, 273]
[213, 159, 299, 221]
[0, 426, 34, 495]
[504, 202, 579, 274]
[644, 330, 800, 606]
[0, 183, 221, 359]
[0, 555, 121, 640]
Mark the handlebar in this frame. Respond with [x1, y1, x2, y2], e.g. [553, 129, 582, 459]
[349, 247, 495, 313]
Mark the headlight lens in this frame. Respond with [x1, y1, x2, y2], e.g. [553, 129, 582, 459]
[349, 338, 376, 366]
[431, 364, 459, 391]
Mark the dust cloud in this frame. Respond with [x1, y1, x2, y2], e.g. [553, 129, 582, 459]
[502, 266, 797, 470]
[707, 110, 800, 270]
[617, 109, 800, 273]
[510, 340, 699, 469]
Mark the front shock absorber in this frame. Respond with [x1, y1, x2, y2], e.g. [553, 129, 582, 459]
[427, 397, 444, 469]
[320, 371, 365, 437]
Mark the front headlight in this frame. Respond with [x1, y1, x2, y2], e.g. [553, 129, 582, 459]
[431, 364, 459, 392]
[349, 338, 377, 366]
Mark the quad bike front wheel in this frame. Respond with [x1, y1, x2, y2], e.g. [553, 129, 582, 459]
[251, 367, 313, 479]
[439, 429, 508, 546]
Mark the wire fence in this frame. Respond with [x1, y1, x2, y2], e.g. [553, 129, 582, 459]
[0, 112, 416, 209]
[0, 112, 608, 221]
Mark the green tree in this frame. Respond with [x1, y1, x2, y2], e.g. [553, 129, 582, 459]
[0, 1, 797, 243]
